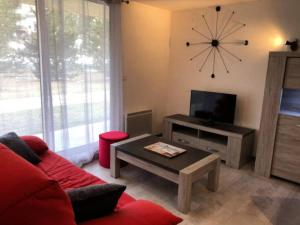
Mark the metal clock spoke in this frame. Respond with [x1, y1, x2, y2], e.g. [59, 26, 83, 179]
[219, 24, 246, 41]
[202, 15, 214, 38]
[216, 47, 229, 73]
[186, 41, 212, 47]
[199, 47, 214, 72]
[219, 46, 242, 62]
[192, 27, 211, 41]
[215, 6, 221, 39]
[221, 40, 248, 45]
[217, 11, 235, 39]
[220, 21, 244, 39]
[190, 46, 211, 61]
[212, 48, 216, 78]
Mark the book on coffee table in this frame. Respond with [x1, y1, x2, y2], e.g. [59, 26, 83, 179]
[144, 142, 186, 158]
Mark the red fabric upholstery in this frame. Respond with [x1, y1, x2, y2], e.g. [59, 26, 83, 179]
[99, 131, 129, 168]
[99, 131, 129, 141]
[79, 200, 183, 225]
[1, 135, 182, 225]
[0, 144, 76, 225]
[21, 135, 49, 155]
[99, 138, 112, 168]
[37, 150, 135, 209]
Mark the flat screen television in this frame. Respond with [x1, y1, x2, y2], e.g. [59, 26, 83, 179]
[189, 90, 236, 124]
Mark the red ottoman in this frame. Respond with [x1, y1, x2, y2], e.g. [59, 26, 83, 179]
[99, 131, 129, 168]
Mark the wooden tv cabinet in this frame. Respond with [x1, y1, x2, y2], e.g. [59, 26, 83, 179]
[163, 114, 255, 169]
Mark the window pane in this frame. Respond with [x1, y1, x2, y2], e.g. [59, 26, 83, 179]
[45, 0, 110, 151]
[0, 0, 42, 136]
[280, 88, 300, 116]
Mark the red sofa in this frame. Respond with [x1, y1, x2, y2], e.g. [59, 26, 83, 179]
[0, 136, 182, 225]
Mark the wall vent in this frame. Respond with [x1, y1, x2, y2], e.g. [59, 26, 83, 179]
[125, 110, 152, 137]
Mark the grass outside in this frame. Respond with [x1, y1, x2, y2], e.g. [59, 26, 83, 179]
[0, 72, 109, 136]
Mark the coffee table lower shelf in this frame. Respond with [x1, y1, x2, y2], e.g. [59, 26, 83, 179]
[110, 134, 221, 213]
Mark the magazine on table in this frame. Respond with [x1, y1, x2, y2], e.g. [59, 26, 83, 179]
[144, 142, 186, 158]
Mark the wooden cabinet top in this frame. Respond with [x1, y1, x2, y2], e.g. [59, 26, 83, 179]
[165, 114, 255, 137]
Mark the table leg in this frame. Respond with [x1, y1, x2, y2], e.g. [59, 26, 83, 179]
[207, 158, 221, 192]
[110, 145, 120, 178]
[178, 172, 192, 214]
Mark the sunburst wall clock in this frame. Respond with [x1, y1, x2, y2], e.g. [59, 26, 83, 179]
[186, 6, 248, 78]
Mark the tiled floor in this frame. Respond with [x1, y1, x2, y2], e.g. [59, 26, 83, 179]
[84, 160, 300, 225]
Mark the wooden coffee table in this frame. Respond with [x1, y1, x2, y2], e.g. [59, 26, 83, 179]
[110, 134, 221, 213]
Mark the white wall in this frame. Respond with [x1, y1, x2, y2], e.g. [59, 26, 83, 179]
[166, 0, 300, 131]
[121, 2, 171, 134]
[121, 0, 300, 137]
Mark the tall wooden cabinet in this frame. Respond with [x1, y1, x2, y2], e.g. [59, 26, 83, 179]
[255, 52, 300, 183]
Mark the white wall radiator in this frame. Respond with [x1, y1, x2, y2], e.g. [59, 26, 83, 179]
[125, 110, 152, 137]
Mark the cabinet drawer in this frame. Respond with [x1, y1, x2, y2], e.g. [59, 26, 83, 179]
[276, 114, 300, 138]
[172, 132, 226, 160]
[284, 57, 300, 89]
[271, 114, 300, 183]
[172, 132, 203, 149]
[271, 135, 300, 183]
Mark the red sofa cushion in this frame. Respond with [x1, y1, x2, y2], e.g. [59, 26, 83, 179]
[19, 135, 182, 225]
[79, 200, 183, 225]
[21, 135, 49, 155]
[0, 144, 76, 225]
[37, 150, 135, 209]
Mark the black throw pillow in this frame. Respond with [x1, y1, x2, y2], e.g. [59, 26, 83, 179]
[0, 132, 41, 164]
[66, 183, 126, 222]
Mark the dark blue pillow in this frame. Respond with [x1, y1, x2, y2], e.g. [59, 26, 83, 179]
[0, 132, 41, 164]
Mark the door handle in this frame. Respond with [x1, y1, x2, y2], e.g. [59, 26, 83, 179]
[178, 138, 189, 144]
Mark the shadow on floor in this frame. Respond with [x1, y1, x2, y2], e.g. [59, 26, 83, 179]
[252, 196, 300, 225]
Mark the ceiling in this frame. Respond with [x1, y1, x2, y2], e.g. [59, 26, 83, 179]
[132, 0, 257, 11]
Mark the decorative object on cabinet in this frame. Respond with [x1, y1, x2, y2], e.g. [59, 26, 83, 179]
[186, 5, 248, 79]
[255, 52, 300, 183]
[285, 39, 298, 52]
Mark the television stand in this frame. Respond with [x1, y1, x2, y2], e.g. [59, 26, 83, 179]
[163, 114, 255, 169]
[201, 119, 215, 126]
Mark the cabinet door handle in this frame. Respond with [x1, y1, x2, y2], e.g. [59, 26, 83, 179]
[178, 138, 189, 144]
[178, 138, 184, 143]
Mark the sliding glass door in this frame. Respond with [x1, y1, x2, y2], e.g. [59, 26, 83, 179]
[44, 0, 110, 152]
[0, 1, 42, 136]
[0, 0, 111, 163]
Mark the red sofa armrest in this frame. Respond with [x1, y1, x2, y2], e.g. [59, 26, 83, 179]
[79, 200, 182, 225]
[0, 144, 76, 225]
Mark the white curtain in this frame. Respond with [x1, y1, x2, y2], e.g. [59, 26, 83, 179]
[109, 2, 123, 131]
[0, 0, 123, 166]
[41, 0, 120, 166]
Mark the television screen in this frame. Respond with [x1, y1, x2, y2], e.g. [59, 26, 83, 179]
[189, 90, 236, 124]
